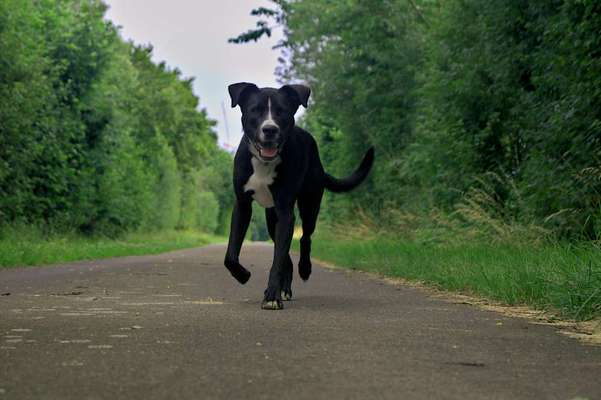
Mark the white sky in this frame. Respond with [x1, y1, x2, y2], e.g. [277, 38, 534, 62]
[104, 0, 283, 149]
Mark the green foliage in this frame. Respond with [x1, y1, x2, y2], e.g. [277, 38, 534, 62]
[179, 170, 202, 230]
[0, 0, 232, 236]
[228, 2, 285, 44]
[149, 134, 182, 230]
[236, 0, 601, 240]
[249, 203, 269, 241]
[95, 132, 153, 235]
[197, 191, 220, 233]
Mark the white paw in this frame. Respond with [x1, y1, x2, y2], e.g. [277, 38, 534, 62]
[261, 300, 283, 310]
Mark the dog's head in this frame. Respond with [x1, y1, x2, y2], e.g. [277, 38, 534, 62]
[228, 82, 310, 161]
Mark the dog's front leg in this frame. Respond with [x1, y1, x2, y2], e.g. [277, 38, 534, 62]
[224, 198, 252, 284]
[262, 206, 294, 310]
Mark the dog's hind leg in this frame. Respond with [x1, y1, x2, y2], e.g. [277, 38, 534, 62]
[266, 208, 293, 301]
[297, 191, 323, 281]
[224, 198, 252, 284]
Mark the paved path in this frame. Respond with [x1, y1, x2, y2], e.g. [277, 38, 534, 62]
[1, 244, 600, 400]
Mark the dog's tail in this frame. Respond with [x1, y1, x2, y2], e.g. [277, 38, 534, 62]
[324, 147, 375, 193]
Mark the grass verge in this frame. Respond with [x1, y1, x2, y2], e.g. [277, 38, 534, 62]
[0, 227, 223, 268]
[294, 229, 601, 321]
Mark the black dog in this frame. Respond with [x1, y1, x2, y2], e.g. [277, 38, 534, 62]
[224, 82, 374, 310]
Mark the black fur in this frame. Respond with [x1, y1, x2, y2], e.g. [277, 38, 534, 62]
[224, 82, 374, 310]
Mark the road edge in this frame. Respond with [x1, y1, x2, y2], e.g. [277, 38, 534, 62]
[307, 254, 601, 347]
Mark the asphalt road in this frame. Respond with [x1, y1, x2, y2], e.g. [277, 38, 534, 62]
[1, 243, 600, 400]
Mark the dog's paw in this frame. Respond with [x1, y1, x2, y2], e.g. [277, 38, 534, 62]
[281, 289, 292, 301]
[263, 287, 284, 309]
[261, 299, 284, 310]
[224, 260, 251, 284]
[298, 258, 312, 281]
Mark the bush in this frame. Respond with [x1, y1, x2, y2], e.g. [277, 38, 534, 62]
[0, 0, 232, 236]
[234, 0, 601, 240]
[197, 191, 220, 233]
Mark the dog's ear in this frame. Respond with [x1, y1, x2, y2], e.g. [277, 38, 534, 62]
[228, 82, 259, 108]
[280, 84, 311, 109]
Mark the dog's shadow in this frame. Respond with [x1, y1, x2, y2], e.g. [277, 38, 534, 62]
[235, 294, 385, 312]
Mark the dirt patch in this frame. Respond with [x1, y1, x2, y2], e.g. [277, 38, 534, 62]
[50, 291, 84, 296]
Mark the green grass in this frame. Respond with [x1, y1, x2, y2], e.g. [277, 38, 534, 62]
[294, 230, 601, 321]
[0, 226, 223, 268]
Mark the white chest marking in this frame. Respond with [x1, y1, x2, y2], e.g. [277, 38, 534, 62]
[244, 156, 281, 208]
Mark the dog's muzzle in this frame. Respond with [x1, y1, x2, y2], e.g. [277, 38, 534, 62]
[250, 127, 283, 161]
[251, 139, 281, 161]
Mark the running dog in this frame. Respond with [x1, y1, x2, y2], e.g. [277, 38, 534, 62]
[224, 82, 374, 310]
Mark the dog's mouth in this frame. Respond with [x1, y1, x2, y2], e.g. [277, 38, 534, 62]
[254, 141, 280, 161]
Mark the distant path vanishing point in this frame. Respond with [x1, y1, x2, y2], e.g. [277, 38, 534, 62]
[1, 243, 600, 400]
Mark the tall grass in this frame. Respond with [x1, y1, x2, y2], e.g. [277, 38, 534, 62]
[0, 225, 222, 268]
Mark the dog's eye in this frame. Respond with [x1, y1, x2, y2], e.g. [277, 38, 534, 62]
[250, 106, 264, 114]
[273, 107, 284, 115]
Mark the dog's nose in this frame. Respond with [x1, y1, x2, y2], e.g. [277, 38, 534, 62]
[261, 124, 280, 138]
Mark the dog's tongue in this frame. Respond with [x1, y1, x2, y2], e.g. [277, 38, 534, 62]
[260, 147, 278, 158]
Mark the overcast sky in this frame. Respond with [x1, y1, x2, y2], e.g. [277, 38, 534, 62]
[104, 0, 283, 149]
